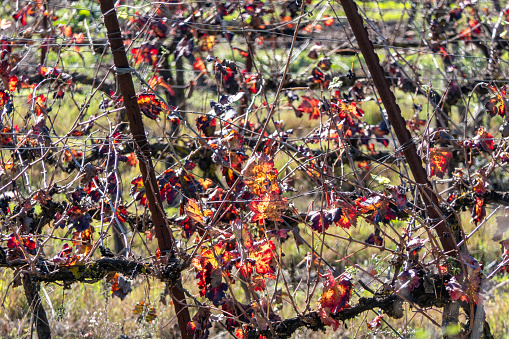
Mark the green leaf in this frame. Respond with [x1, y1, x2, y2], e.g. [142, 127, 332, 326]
[328, 77, 343, 90]
[78, 10, 91, 17]
[421, 84, 431, 93]
[117, 10, 129, 20]
[370, 174, 391, 185]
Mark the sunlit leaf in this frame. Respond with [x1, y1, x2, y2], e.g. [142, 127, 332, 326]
[428, 147, 452, 178]
[249, 192, 287, 224]
[317, 270, 352, 331]
[297, 96, 321, 120]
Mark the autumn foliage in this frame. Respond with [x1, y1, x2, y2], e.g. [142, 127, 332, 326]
[1, 0, 509, 338]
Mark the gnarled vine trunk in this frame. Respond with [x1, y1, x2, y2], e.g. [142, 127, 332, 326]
[23, 275, 51, 339]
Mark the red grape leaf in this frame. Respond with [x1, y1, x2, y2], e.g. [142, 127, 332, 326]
[501, 239, 509, 258]
[297, 96, 321, 120]
[428, 147, 452, 178]
[475, 127, 494, 151]
[0, 90, 9, 108]
[367, 315, 383, 330]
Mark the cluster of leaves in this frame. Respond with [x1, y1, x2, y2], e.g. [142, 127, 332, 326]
[2, 0, 509, 338]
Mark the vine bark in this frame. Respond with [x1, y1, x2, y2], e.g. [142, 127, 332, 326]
[98, 1, 191, 338]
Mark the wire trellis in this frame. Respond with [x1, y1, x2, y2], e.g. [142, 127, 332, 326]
[0, 0, 508, 338]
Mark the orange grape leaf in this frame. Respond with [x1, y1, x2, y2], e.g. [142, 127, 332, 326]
[64, 149, 83, 162]
[185, 199, 213, 225]
[318, 270, 353, 312]
[192, 244, 226, 272]
[58, 24, 72, 37]
[31, 94, 47, 116]
[249, 192, 287, 224]
[137, 93, 167, 120]
[302, 24, 315, 33]
[126, 152, 138, 167]
[147, 75, 175, 96]
[317, 270, 353, 331]
[471, 197, 485, 226]
[130, 44, 159, 65]
[200, 35, 217, 51]
[8, 75, 18, 92]
[241, 153, 279, 196]
[72, 33, 85, 44]
[111, 273, 120, 293]
[250, 240, 276, 275]
[193, 57, 206, 72]
[473, 170, 487, 195]
[197, 178, 214, 190]
[281, 15, 293, 28]
[335, 204, 357, 229]
[428, 147, 452, 178]
[324, 15, 334, 26]
[145, 307, 157, 322]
